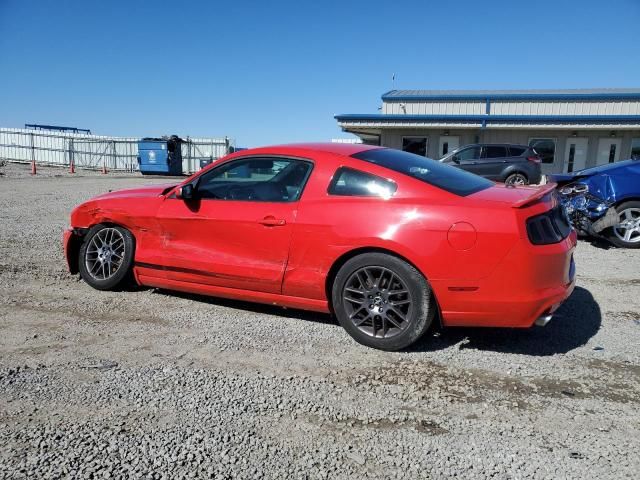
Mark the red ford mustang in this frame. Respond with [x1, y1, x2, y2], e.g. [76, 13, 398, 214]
[63, 143, 576, 350]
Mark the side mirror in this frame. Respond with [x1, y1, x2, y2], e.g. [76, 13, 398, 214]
[176, 183, 195, 200]
[452, 155, 460, 164]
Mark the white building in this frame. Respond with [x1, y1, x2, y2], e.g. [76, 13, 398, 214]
[336, 89, 640, 173]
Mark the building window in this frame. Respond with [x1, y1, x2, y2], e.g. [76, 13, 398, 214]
[402, 137, 428, 157]
[528, 138, 556, 164]
[567, 144, 576, 173]
[631, 138, 640, 160]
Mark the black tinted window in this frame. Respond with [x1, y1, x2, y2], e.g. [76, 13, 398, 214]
[402, 137, 427, 156]
[328, 167, 397, 198]
[482, 146, 507, 159]
[351, 149, 492, 197]
[509, 146, 526, 156]
[197, 158, 312, 202]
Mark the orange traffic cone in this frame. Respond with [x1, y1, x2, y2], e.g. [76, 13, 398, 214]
[31, 160, 37, 175]
[69, 161, 76, 174]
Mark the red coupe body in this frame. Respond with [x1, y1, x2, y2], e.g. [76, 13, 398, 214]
[64, 143, 576, 332]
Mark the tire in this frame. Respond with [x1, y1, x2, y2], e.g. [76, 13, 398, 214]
[603, 201, 640, 248]
[504, 172, 529, 186]
[78, 224, 135, 290]
[331, 253, 434, 351]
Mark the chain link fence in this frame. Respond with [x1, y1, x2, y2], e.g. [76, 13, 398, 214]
[0, 128, 232, 174]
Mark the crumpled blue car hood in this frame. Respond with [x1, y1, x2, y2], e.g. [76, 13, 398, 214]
[548, 159, 640, 203]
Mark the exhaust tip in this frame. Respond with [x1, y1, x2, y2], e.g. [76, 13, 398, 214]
[535, 314, 553, 327]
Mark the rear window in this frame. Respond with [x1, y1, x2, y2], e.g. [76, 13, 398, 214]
[509, 146, 526, 156]
[351, 148, 493, 197]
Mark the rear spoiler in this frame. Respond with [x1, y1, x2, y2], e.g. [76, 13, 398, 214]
[511, 183, 557, 208]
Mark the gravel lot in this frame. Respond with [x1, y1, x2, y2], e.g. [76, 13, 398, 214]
[1, 163, 639, 479]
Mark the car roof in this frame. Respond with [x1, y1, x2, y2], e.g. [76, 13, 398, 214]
[458, 143, 530, 148]
[232, 142, 382, 157]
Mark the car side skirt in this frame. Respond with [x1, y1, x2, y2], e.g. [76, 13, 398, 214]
[136, 274, 331, 313]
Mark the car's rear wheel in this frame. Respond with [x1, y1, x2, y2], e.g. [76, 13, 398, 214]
[331, 253, 434, 351]
[604, 201, 640, 248]
[504, 172, 529, 186]
[78, 224, 135, 290]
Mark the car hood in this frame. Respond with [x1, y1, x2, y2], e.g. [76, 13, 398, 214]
[92, 183, 177, 200]
[549, 159, 639, 183]
[549, 161, 640, 203]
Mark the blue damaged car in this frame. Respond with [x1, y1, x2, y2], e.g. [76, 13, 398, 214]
[549, 158, 640, 248]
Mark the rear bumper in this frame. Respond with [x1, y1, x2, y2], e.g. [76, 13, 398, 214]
[529, 171, 543, 185]
[434, 231, 577, 328]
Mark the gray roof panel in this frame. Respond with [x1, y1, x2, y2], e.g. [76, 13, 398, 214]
[382, 88, 640, 101]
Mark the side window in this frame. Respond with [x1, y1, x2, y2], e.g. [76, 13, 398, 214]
[482, 146, 507, 159]
[328, 167, 397, 198]
[456, 147, 481, 162]
[196, 157, 312, 202]
[509, 146, 526, 157]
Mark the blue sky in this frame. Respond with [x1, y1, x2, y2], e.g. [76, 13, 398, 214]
[1, 0, 639, 146]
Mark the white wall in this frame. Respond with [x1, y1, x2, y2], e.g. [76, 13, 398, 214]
[378, 128, 640, 174]
[382, 99, 640, 116]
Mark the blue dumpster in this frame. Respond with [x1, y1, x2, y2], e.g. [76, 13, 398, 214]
[137, 135, 183, 175]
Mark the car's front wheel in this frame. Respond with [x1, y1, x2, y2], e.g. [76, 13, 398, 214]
[331, 253, 434, 351]
[78, 224, 135, 290]
[604, 201, 640, 248]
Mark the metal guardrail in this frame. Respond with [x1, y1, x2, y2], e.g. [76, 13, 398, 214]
[0, 128, 232, 174]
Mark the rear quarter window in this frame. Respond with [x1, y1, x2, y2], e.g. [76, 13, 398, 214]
[509, 146, 526, 156]
[350, 148, 492, 197]
[328, 167, 397, 198]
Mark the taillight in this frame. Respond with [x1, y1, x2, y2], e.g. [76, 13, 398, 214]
[527, 156, 542, 163]
[526, 205, 572, 245]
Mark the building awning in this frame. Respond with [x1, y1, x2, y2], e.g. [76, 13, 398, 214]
[335, 114, 640, 130]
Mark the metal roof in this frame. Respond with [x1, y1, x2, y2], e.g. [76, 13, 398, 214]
[335, 114, 640, 123]
[382, 88, 640, 101]
[335, 114, 640, 130]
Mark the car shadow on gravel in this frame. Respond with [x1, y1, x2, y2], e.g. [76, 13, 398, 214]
[155, 289, 338, 326]
[584, 237, 615, 250]
[410, 286, 601, 356]
[153, 286, 600, 355]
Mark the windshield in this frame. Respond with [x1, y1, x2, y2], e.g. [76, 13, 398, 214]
[351, 148, 493, 196]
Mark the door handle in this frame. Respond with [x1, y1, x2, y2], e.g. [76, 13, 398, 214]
[259, 216, 286, 226]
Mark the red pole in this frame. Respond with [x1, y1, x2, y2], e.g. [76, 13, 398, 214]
[101, 163, 107, 174]
[69, 160, 75, 174]
[31, 160, 37, 175]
